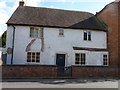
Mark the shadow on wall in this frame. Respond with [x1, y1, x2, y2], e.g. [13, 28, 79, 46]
[2, 53, 7, 64]
[0, 48, 7, 65]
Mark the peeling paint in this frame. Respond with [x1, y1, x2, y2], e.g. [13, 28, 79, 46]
[7, 47, 12, 54]
[41, 28, 44, 52]
[26, 39, 36, 52]
[41, 37, 44, 52]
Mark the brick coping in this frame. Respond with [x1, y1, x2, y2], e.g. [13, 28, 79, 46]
[2, 65, 57, 67]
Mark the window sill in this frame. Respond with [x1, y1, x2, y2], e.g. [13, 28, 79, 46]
[83, 40, 92, 42]
[58, 35, 64, 37]
[73, 65, 109, 67]
[26, 63, 40, 65]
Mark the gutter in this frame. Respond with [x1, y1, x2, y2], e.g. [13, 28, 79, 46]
[7, 24, 107, 31]
[11, 25, 15, 64]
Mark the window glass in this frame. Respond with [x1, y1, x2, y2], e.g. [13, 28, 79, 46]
[84, 32, 87, 40]
[84, 31, 91, 41]
[103, 55, 108, 65]
[30, 28, 34, 37]
[36, 53, 40, 62]
[30, 27, 43, 38]
[88, 32, 91, 41]
[27, 52, 31, 62]
[75, 53, 86, 65]
[34, 29, 38, 38]
[59, 29, 64, 36]
[27, 52, 40, 63]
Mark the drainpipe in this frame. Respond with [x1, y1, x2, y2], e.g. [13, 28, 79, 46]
[11, 25, 15, 64]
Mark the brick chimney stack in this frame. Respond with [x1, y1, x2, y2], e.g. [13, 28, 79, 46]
[19, 0, 24, 6]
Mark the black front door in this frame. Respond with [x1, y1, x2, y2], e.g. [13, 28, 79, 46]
[56, 54, 65, 76]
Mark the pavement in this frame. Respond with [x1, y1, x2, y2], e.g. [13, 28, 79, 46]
[1, 78, 119, 88]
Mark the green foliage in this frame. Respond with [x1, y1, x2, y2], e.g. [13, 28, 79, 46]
[0, 31, 6, 48]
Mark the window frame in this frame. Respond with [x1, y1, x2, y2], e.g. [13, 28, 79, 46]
[30, 27, 43, 38]
[27, 52, 40, 63]
[83, 31, 92, 41]
[59, 29, 64, 37]
[84, 32, 87, 41]
[88, 31, 91, 41]
[103, 54, 108, 66]
[75, 53, 86, 65]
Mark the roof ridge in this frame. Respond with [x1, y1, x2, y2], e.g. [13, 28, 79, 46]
[22, 6, 94, 15]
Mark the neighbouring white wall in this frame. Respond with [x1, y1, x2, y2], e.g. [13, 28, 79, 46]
[9, 26, 41, 64]
[6, 26, 14, 64]
[6, 26, 108, 66]
[44, 28, 108, 66]
[73, 50, 108, 66]
[44, 28, 107, 49]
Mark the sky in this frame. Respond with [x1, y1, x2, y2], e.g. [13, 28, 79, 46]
[0, 0, 116, 36]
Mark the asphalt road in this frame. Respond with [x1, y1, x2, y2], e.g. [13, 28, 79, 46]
[1, 78, 119, 88]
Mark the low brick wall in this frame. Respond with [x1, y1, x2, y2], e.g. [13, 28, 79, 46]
[2, 65, 119, 78]
[2, 65, 57, 78]
[72, 66, 119, 78]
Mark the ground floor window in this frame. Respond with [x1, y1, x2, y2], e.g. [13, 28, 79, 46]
[75, 53, 86, 65]
[27, 52, 40, 63]
[103, 54, 108, 65]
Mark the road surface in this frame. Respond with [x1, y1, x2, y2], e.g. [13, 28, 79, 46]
[1, 78, 119, 88]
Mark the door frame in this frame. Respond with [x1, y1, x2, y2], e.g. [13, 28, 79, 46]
[55, 52, 68, 67]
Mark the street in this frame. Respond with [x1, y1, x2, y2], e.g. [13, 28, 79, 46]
[1, 78, 119, 88]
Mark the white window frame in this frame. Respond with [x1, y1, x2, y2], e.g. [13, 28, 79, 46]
[75, 53, 86, 65]
[59, 29, 64, 37]
[83, 31, 92, 41]
[30, 27, 43, 38]
[27, 52, 40, 63]
[103, 54, 108, 66]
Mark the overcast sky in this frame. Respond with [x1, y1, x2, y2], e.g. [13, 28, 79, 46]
[0, 0, 115, 36]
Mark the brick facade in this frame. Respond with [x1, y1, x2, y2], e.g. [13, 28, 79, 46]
[97, 2, 119, 66]
[2, 65, 57, 78]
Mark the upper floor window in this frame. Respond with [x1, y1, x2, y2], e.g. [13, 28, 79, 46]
[59, 29, 64, 37]
[75, 53, 86, 65]
[27, 52, 40, 63]
[84, 32, 87, 40]
[88, 32, 91, 40]
[30, 27, 43, 38]
[84, 31, 91, 41]
[103, 54, 108, 66]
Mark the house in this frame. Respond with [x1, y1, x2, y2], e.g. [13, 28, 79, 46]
[97, 0, 120, 67]
[3, 1, 118, 77]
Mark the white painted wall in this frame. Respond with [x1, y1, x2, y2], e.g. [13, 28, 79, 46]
[6, 26, 14, 64]
[6, 26, 108, 66]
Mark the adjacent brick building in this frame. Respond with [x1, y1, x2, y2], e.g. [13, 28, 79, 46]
[97, 1, 119, 67]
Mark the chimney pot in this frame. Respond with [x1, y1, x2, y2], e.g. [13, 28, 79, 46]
[19, 1, 24, 6]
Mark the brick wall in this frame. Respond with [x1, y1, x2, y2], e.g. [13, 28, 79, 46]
[72, 66, 119, 78]
[118, 2, 120, 68]
[97, 2, 119, 66]
[2, 65, 119, 78]
[2, 65, 57, 78]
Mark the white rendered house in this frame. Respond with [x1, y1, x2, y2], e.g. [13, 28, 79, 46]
[6, 4, 109, 67]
